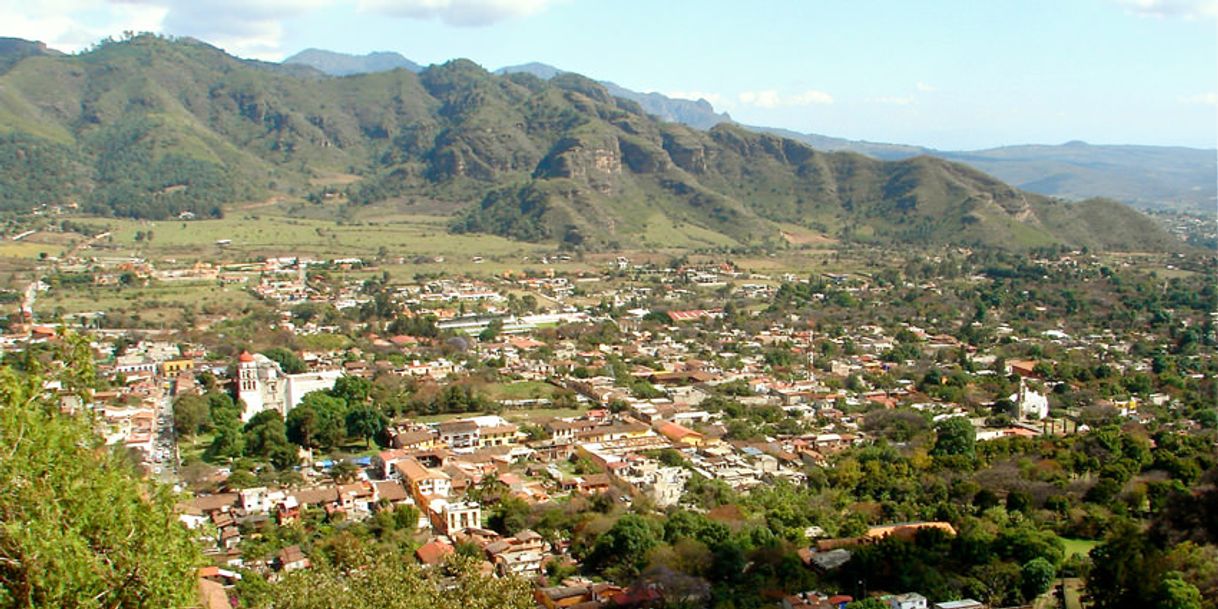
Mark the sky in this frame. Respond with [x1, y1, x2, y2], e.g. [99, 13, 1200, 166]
[1, 0, 1215, 150]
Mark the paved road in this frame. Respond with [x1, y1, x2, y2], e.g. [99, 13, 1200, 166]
[152, 382, 181, 484]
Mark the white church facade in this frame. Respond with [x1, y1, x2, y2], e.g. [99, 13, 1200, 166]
[1008, 380, 1049, 421]
[236, 351, 344, 422]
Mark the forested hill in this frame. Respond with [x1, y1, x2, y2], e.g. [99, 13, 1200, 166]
[0, 35, 1179, 251]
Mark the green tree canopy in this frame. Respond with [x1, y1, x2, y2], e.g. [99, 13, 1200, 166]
[263, 555, 531, 609]
[172, 392, 209, 439]
[344, 404, 387, 448]
[330, 375, 372, 406]
[0, 337, 201, 607]
[932, 416, 977, 459]
[244, 410, 298, 469]
[586, 514, 663, 582]
[286, 392, 347, 451]
[262, 347, 307, 374]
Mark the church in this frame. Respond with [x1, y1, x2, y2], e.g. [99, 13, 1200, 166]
[236, 351, 345, 422]
[1008, 380, 1049, 421]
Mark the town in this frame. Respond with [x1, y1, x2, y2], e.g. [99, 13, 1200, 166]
[6, 240, 1213, 609]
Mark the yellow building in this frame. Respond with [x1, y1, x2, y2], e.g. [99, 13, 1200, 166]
[161, 359, 195, 376]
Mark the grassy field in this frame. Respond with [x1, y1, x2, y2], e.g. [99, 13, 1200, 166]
[638, 213, 740, 249]
[62, 205, 557, 265]
[1061, 537, 1098, 559]
[0, 239, 67, 259]
[1, 200, 862, 284]
[41, 280, 260, 325]
[481, 381, 560, 401]
[179, 431, 215, 465]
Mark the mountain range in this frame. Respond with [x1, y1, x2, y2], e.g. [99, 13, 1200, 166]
[0, 35, 1183, 252]
[460, 61, 1216, 214]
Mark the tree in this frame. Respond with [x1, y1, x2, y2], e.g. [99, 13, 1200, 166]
[209, 406, 246, 461]
[243, 411, 298, 469]
[206, 390, 241, 424]
[478, 319, 504, 342]
[330, 375, 372, 406]
[586, 514, 663, 581]
[263, 555, 532, 609]
[487, 495, 531, 536]
[262, 347, 307, 374]
[1155, 573, 1202, 609]
[848, 599, 888, 609]
[932, 416, 976, 459]
[345, 404, 387, 447]
[286, 392, 347, 451]
[0, 335, 202, 607]
[1087, 521, 1165, 609]
[1021, 557, 1057, 601]
[328, 460, 360, 484]
[172, 393, 209, 439]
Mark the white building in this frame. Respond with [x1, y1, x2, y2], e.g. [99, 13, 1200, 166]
[888, 593, 928, 609]
[285, 370, 346, 411]
[1009, 380, 1049, 420]
[237, 351, 286, 422]
[236, 351, 342, 422]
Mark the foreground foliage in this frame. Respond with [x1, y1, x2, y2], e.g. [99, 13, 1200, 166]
[0, 336, 202, 608]
[258, 555, 533, 609]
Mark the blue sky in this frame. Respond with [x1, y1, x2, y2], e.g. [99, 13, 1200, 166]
[2, 0, 1215, 149]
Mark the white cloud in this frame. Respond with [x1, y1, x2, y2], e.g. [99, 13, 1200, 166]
[916, 81, 936, 92]
[665, 90, 724, 108]
[867, 96, 914, 105]
[0, 0, 560, 60]
[737, 89, 833, 108]
[111, 0, 334, 59]
[0, 0, 166, 52]
[1179, 92, 1218, 105]
[357, 0, 561, 26]
[1114, 0, 1218, 19]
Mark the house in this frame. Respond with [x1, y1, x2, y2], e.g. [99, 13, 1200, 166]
[577, 473, 612, 495]
[372, 480, 411, 507]
[783, 592, 852, 609]
[337, 483, 375, 517]
[429, 500, 482, 535]
[817, 522, 957, 551]
[933, 601, 986, 609]
[484, 529, 551, 576]
[535, 586, 595, 609]
[888, 593, 928, 609]
[655, 421, 707, 447]
[479, 423, 519, 448]
[176, 503, 208, 529]
[437, 420, 480, 450]
[395, 457, 452, 504]
[391, 429, 437, 450]
[1007, 359, 1040, 379]
[535, 583, 625, 609]
[218, 526, 241, 551]
[798, 548, 852, 573]
[275, 496, 301, 525]
[160, 358, 195, 376]
[277, 545, 311, 573]
[415, 538, 455, 566]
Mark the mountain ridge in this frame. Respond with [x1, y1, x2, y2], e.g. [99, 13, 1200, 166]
[283, 48, 422, 76]
[0, 35, 1182, 252]
[275, 49, 1215, 213]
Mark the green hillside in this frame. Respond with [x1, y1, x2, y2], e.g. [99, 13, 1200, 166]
[0, 34, 1181, 251]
